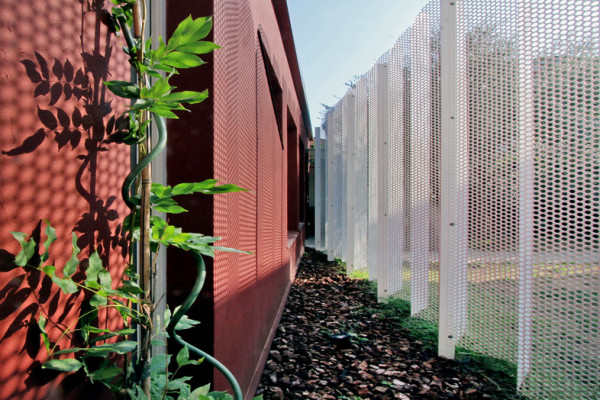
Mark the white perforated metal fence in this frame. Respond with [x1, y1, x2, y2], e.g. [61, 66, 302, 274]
[315, 0, 599, 398]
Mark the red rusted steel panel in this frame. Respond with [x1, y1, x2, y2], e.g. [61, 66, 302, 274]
[0, 1, 130, 399]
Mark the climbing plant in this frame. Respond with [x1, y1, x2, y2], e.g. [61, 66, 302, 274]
[11, 1, 255, 399]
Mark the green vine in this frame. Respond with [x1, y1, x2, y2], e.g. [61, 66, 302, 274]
[10, 1, 258, 399]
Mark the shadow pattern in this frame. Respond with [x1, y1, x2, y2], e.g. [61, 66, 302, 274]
[0, 0, 130, 397]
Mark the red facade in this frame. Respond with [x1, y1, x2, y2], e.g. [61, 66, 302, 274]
[0, 0, 309, 399]
[167, 1, 310, 397]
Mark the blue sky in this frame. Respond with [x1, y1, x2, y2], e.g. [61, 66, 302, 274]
[287, 0, 431, 131]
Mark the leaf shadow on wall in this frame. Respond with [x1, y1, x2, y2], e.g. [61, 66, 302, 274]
[0, 1, 130, 396]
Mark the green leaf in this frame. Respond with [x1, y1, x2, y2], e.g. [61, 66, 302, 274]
[171, 182, 196, 196]
[151, 183, 171, 197]
[85, 252, 104, 287]
[51, 275, 78, 294]
[186, 16, 213, 42]
[208, 392, 234, 400]
[154, 204, 187, 214]
[38, 316, 50, 353]
[178, 41, 220, 54]
[98, 269, 113, 290]
[173, 313, 201, 331]
[130, 98, 155, 112]
[150, 353, 170, 373]
[41, 220, 57, 263]
[149, 76, 172, 99]
[11, 232, 36, 267]
[192, 384, 211, 397]
[176, 346, 189, 367]
[162, 52, 205, 69]
[166, 15, 194, 51]
[162, 90, 209, 104]
[41, 264, 56, 277]
[148, 105, 179, 119]
[63, 233, 81, 276]
[43, 358, 82, 372]
[89, 293, 108, 307]
[202, 184, 248, 194]
[52, 347, 85, 356]
[88, 365, 122, 381]
[88, 340, 137, 355]
[213, 246, 252, 255]
[193, 179, 219, 191]
[104, 80, 140, 99]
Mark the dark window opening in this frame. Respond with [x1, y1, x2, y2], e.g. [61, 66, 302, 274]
[259, 30, 284, 148]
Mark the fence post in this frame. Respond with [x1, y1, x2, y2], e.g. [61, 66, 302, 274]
[375, 64, 390, 300]
[345, 91, 357, 272]
[315, 127, 323, 250]
[438, 0, 459, 359]
[326, 113, 335, 261]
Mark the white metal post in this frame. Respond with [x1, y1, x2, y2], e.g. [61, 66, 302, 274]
[150, 0, 167, 355]
[345, 92, 357, 272]
[315, 127, 323, 250]
[376, 64, 391, 300]
[410, 12, 432, 315]
[341, 102, 348, 262]
[326, 115, 335, 261]
[438, 0, 458, 360]
[517, 0, 534, 387]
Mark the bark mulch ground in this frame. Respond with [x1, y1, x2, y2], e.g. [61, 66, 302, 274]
[255, 248, 521, 400]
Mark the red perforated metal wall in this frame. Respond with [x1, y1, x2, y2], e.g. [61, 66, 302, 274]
[167, 1, 309, 398]
[0, 1, 131, 399]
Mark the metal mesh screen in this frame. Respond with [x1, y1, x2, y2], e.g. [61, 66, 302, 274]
[343, 90, 357, 270]
[354, 77, 369, 272]
[453, 1, 600, 397]
[367, 67, 379, 280]
[406, 2, 441, 321]
[388, 38, 408, 297]
[326, 102, 344, 260]
[340, 94, 349, 262]
[321, 0, 599, 397]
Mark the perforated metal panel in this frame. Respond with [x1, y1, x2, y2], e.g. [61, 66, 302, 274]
[367, 67, 379, 280]
[354, 77, 369, 272]
[407, 2, 441, 321]
[343, 90, 357, 271]
[451, 0, 600, 397]
[322, 1, 599, 396]
[388, 38, 408, 297]
[314, 128, 327, 251]
[340, 94, 349, 262]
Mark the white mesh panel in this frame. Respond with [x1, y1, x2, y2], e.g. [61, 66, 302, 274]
[454, 0, 600, 397]
[354, 76, 369, 271]
[368, 67, 379, 280]
[343, 89, 357, 270]
[408, 2, 441, 320]
[340, 96, 348, 261]
[332, 103, 344, 259]
[322, 1, 599, 397]
[388, 39, 407, 296]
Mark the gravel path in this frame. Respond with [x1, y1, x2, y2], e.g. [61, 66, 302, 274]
[255, 249, 521, 400]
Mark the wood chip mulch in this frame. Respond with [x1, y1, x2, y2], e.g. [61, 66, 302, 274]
[255, 248, 520, 400]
